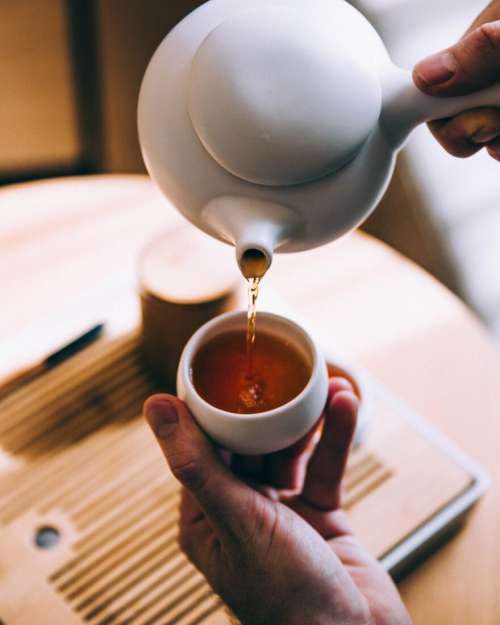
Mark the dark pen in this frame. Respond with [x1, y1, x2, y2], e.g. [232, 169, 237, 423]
[0, 323, 105, 398]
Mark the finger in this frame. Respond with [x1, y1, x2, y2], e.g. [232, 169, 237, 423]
[180, 488, 205, 526]
[288, 498, 354, 539]
[329, 376, 354, 396]
[179, 490, 215, 571]
[427, 107, 500, 157]
[487, 136, 500, 160]
[301, 390, 358, 511]
[414, 20, 500, 96]
[144, 394, 259, 544]
[263, 377, 355, 490]
[240, 477, 281, 501]
[262, 421, 321, 490]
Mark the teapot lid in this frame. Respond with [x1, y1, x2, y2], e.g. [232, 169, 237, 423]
[188, 7, 382, 187]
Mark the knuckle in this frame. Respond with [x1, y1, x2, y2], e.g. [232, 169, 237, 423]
[178, 526, 194, 559]
[443, 143, 478, 158]
[429, 120, 480, 157]
[487, 145, 500, 161]
[477, 22, 500, 51]
[429, 129, 459, 154]
[170, 454, 208, 493]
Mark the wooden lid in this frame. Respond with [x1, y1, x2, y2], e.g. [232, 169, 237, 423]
[138, 225, 241, 305]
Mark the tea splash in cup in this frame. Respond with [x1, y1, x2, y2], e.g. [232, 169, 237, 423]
[177, 311, 329, 455]
[191, 329, 311, 414]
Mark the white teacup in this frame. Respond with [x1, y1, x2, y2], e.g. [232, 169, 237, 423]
[177, 311, 329, 455]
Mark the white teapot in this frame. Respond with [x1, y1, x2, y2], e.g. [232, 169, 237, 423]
[138, 0, 500, 274]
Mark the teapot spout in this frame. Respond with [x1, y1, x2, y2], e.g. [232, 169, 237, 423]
[202, 197, 300, 278]
[236, 230, 274, 279]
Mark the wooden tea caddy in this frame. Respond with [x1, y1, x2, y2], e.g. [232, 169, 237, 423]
[0, 229, 488, 625]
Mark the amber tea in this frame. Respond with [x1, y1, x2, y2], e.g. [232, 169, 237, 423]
[191, 329, 311, 414]
[240, 248, 270, 375]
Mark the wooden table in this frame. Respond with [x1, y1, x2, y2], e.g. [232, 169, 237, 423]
[1, 175, 499, 625]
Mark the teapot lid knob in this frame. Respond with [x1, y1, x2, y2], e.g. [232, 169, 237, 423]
[188, 7, 382, 187]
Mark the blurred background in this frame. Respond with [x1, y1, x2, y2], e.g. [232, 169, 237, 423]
[1, 0, 499, 340]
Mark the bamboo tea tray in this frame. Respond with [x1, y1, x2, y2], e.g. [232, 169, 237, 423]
[0, 329, 488, 625]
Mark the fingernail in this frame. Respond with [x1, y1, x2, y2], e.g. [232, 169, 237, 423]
[472, 127, 500, 144]
[146, 400, 178, 438]
[416, 51, 457, 86]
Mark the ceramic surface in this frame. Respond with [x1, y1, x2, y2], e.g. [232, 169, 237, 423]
[179, 311, 336, 454]
[139, 0, 500, 266]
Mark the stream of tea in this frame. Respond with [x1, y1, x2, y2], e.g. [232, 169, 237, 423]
[246, 276, 260, 377]
[240, 249, 269, 376]
[191, 250, 311, 414]
[240, 250, 267, 409]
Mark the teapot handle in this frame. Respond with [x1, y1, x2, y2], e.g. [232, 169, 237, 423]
[381, 68, 500, 148]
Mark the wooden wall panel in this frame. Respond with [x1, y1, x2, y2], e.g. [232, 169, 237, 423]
[96, 0, 204, 173]
[0, 0, 80, 175]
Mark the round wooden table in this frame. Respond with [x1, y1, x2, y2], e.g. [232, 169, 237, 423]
[1, 175, 499, 624]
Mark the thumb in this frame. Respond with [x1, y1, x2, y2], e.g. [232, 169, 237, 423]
[143, 394, 258, 545]
[414, 21, 500, 96]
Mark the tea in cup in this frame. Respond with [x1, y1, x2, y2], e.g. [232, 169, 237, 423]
[177, 311, 329, 455]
